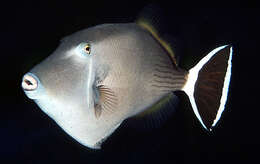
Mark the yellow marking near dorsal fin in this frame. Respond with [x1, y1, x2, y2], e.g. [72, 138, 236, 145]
[136, 19, 177, 66]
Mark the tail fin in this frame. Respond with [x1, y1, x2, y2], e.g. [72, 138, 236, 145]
[182, 45, 233, 131]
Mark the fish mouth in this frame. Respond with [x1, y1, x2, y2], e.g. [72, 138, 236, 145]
[22, 73, 38, 91]
[22, 73, 45, 99]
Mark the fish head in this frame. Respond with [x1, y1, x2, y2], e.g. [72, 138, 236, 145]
[21, 25, 123, 149]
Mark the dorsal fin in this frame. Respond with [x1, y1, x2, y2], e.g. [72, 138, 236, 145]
[136, 5, 178, 66]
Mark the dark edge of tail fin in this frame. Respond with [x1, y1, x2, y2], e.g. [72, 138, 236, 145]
[182, 45, 233, 131]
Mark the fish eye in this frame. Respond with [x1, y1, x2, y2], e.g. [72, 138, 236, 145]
[84, 44, 91, 54]
[76, 43, 92, 57]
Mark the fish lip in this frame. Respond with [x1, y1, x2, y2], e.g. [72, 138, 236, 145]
[22, 72, 45, 99]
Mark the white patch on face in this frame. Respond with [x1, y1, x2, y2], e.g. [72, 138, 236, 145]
[61, 47, 78, 59]
[62, 44, 89, 60]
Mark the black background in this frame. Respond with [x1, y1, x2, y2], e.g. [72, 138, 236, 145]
[1, 1, 259, 163]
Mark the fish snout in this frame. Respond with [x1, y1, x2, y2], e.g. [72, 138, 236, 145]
[22, 73, 38, 91]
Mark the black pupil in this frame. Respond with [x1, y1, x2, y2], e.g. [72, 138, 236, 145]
[85, 46, 90, 53]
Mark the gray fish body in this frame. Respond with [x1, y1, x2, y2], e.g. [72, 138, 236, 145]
[22, 21, 233, 148]
[24, 23, 185, 148]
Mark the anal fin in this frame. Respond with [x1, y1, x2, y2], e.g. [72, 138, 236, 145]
[126, 92, 179, 130]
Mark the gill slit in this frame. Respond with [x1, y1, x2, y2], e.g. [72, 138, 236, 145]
[87, 59, 93, 108]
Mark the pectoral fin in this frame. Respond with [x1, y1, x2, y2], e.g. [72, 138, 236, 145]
[94, 85, 118, 119]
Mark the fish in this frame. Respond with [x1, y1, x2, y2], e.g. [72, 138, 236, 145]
[21, 9, 233, 149]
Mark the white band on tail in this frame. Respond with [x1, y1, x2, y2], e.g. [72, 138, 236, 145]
[212, 47, 233, 126]
[182, 45, 233, 130]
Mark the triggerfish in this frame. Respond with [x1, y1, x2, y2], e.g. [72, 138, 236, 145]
[21, 11, 233, 149]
